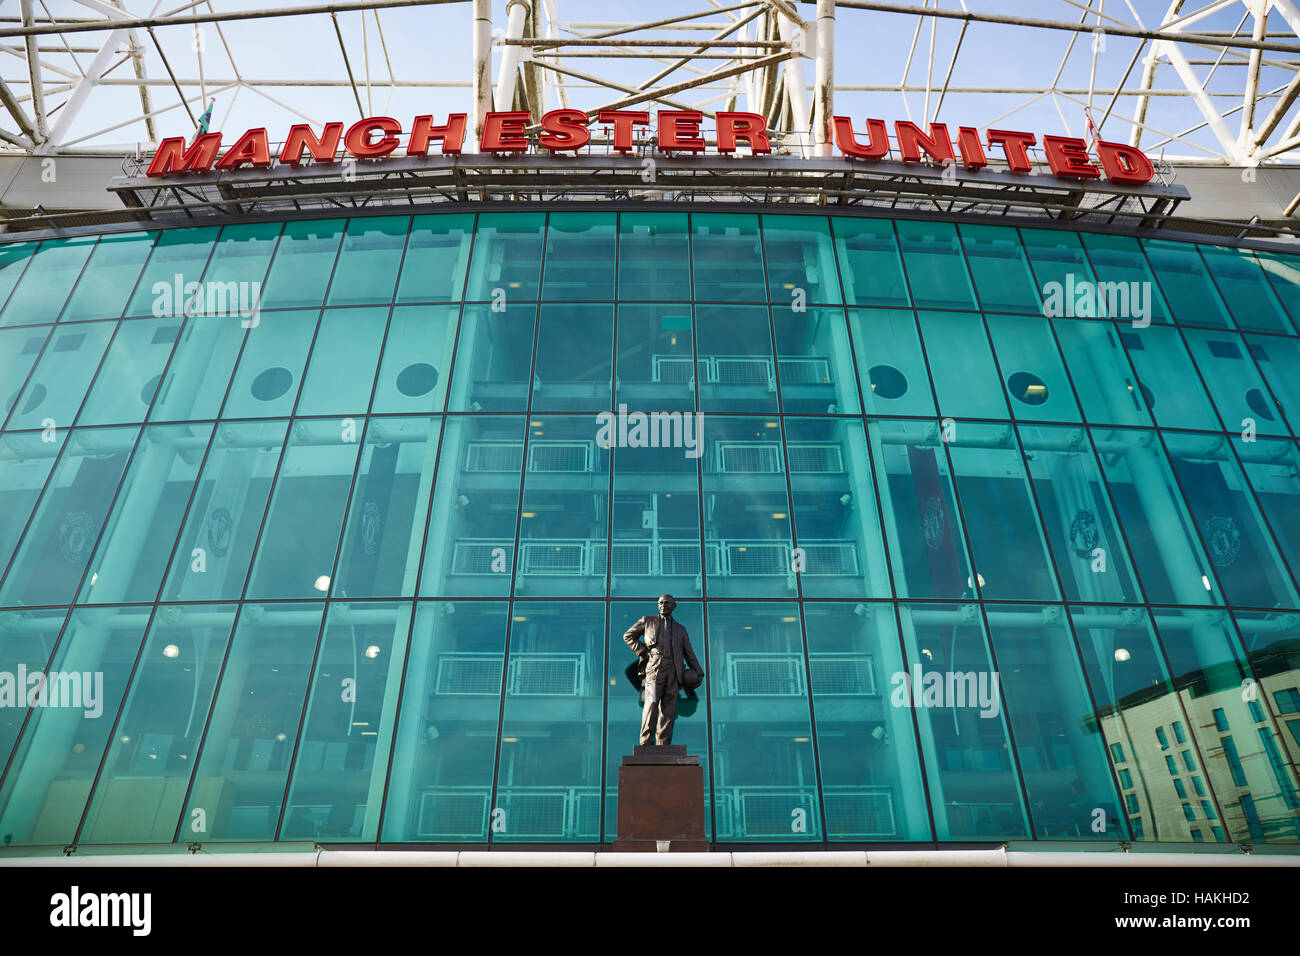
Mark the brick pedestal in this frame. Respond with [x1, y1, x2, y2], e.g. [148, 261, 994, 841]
[614, 745, 709, 852]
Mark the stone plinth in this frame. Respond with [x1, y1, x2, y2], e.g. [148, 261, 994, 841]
[614, 745, 709, 852]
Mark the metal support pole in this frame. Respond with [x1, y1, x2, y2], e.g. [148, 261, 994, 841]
[813, 0, 834, 156]
[471, 0, 492, 151]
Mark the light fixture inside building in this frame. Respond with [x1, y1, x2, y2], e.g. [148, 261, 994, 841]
[364, 645, 381, 659]
[163, 644, 180, 659]
[314, 575, 330, 592]
[1114, 648, 1131, 662]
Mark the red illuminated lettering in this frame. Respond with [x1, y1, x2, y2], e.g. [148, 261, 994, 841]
[539, 109, 591, 153]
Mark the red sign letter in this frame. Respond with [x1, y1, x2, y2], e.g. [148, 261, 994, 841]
[280, 123, 343, 166]
[597, 110, 649, 154]
[658, 110, 706, 152]
[833, 117, 890, 160]
[539, 109, 591, 153]
[146, 134, 222, 176]
[1096, 141, 1154, 185]
[480, 111, 530, 152]
[214, 128, 271, 171]
[895, 122, 954, 164]
[346, 117, 403, 158]
[1043, 135, 1100, 179]
[986, 129, 1036, 173]
[407, 114, 467, 156]
[717, 112, 771, 154]
[956, 127, 987, 170]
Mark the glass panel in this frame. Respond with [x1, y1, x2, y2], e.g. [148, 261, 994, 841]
[160, 420, 289, 602]
[61, 232, 157, 322]
[332, 416, 442, 599]
[1142, 239, 1233, 328]
[493, 601, 605, 843]
[1, 237, 96, 325]
[0, 429, 66, 576]
[0, 609, 68, 775]
[605, 600, 709, 840]
[0, 325, 49, 421]
[958, 223, 1040, 314]
[895, 220, 976, 310]
[297, 306, 388, 416]
[195, 222, 281, 307]
[915, 310, 1009, 419]
[516, 415, 608, 598]
[1017, 423, 1144, 603]
[1230, 435, 1300, 590]
[381, 601, 508, 843]
[1050, 316, 1152, 426]
[1119, 324, 1222, 430]
[707, 602, 820, 842]
[418, 416, 525, 597]
[148, 312, 247, 423]
[5, 321, 114, 431]
[124, 226, 220, 318]
[848, 308, 935, 418]
[1079, 232, 1170, 323]
[1197, 245, 1291, 333]
[831, 218, 909, 308]
[1090, 425, 1221, 606]
[1162, 431, 1300, 609]
[78, 604, 237, 844]
[762, 215, 842, 305]
[446, 302, 536, 413]
[1019, 228, 1097, 299]
[0, 241, 38, 318]
[701, 416, 795, 599]
[985, 603, 1128, 839]
[77, 316, 182, 426]
[773, 306, 860, 414]
[77, 423, 216, 605]
[691, 213, 766, 302]
[695, 304, 776, 414]
[280, 600, 409, 841]
[784, 417, 890, 598]
[259, 219, 345, 310]
[1233, 610, 1300, 770]
[464, 212, 546, 302]
[1181, 328, 1287, 437]
[1244, 334, 1300, 437]
[540, 212, 615, 300]
[1070, 605, 1188, 840]
[802, 603, 931, 840]
[617, 212, 690, 301]
[396, 213, 474, 303]
[896, 601, 1030, 840]
[610, 432, 701, 600]
[220, 309, 319, 419]
[1154, 608, 1300, 841]
[371, 305, 457, 415]
[985, 313, 1082, 423]
[1251, 251, 1300, 333]
[245, 418, 363, 600]
[614, 304, 695, 413]
[0, 606, 145, 845]
[532, 303, 612, 411]
[867, 418, 974, 600]
[325, 216, 408, 306]
[180, 602, 324, 842]
[0, 425, 138, 607]
[945, 422, 1060, 601]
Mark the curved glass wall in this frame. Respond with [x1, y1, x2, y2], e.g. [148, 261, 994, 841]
[0, 210, 1297, 849]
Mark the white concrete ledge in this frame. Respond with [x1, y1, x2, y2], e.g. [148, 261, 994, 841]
[3, 846, 1298, 866]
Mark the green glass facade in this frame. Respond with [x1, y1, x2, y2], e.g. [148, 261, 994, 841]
[0, 209, 1297, 848]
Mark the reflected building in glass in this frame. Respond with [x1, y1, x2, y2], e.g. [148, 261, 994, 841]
[0, 209, 1297, 852]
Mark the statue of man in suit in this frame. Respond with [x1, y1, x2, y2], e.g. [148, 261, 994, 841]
[622, 594, 704, 746]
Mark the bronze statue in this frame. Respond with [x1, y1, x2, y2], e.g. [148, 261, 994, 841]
[622, 594, 703, 746]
